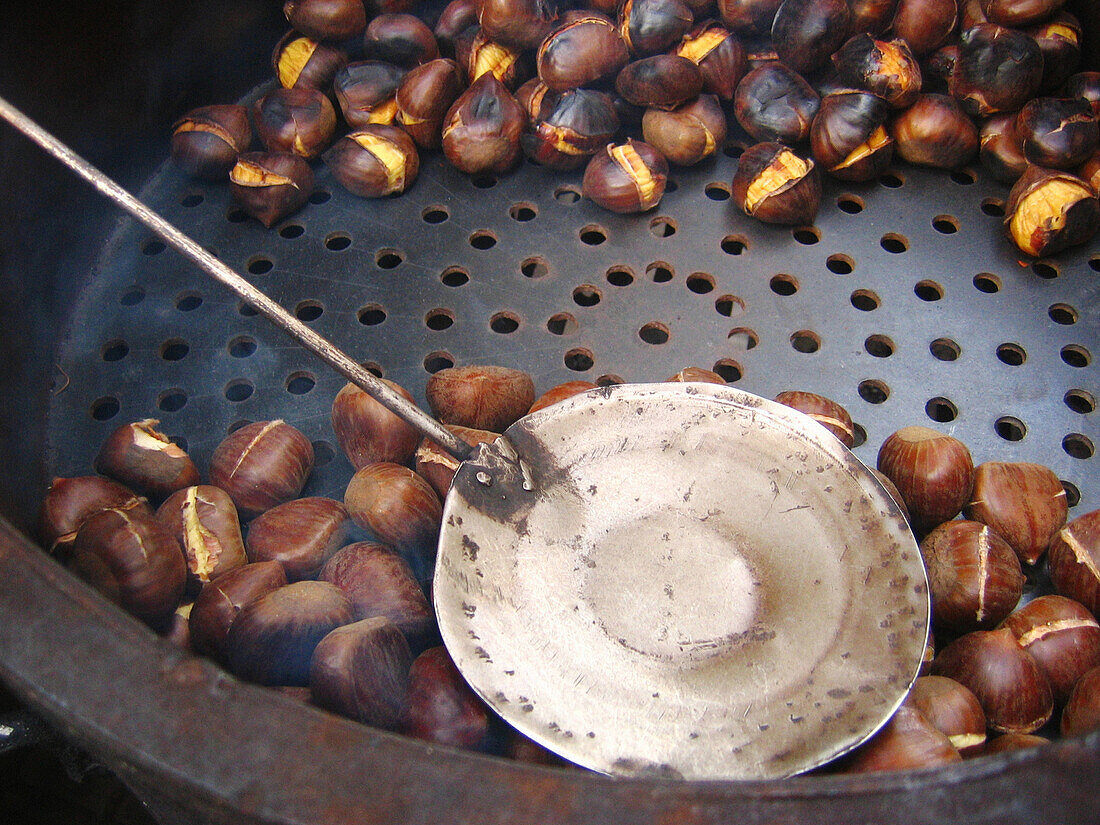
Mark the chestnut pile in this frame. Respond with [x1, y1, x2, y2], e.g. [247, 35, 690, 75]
[172, 0, 1099, 256]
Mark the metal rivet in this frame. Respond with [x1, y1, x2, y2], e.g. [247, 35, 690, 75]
[476, 471, 493, 486]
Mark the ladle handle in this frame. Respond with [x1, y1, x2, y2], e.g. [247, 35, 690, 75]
[0, 94, 474, 463]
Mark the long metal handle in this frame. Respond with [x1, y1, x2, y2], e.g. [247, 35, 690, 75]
[0, 94, 474, 462]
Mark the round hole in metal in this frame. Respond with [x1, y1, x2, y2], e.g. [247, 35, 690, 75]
[160, 339, 189, 361]
[827, 254, 854, 275]
[471, 173, 497, 189]
[547, 313, 578, 336]
[720, 234, 748, 255]
[686, 273, 715, 294]
[228, 336, 257, 358]
[930, 338, 961, 361]
[791, 330, 820, 353]
[312, 440, 336, 468]
[360, 361, 384, 378]
[1049, 303, 1078, 325]
[973, 273, 1001, 294]
[715, 294, 745, 318]
[227, 419, 254, 435]
[225, 380, 254, 402]
[279, 224, 304, 239]
[238, 301, 258, 317]
[836, 194, 864, 214]
[606, 266, 635, 287]
[950, 169, 977, 185]
[727, 327, 758, 350]
[880, 233, 908, 254]
[120, 286, 145, 306]
[596, 374, 624, 387]
[925, 397, 958, 423]
[564, 347, 594, 371]
[858, 380, 889, 404]
[572, 285, 602, 307]
[425, 309, 455, 331]
[665, 179, 679, 193]
[247, 256, 274, 275]
[769, 274, 798, 296]
[357, 304, 386, 325]
[792, 226, 820, 245]
[722, 142, 745, 159]
[376, 249, 405, 269]
[705, 182, 730, 201]
[324, 232, 352, 251]
[647, 262, 674, 283]
[932, 215, 959, 234]
[1061, 345, 1091, 368]
[980, 198, 1005, 217]
[91, 396, 121, 421]
[879, 171, 905, 188]
[865, 335, 894, 358]
[286, 372, 316, 395]
[510, 202, 538, 222]
[580, 225, 607, 245]
[649, 216, 676, 238]
[996, 343, 1026, 366]
[851, 423, 867, 448]
[470, 230, 497, 250]
[521, 257, 550, 279]
[1063, 480, 1082, 508]
[1090, 255, 1100, 272]
[181, 192, 204, 208]
[851, 289, 880, 311]
[441, 266, 470, 287]
[915, 280, 944, 301]
[175, 292, 203, 311]
[157, 389, 187, 413]
[1032, 261, 1059, 279]
[102, 340, 129, 362]
[713, 358, 742, 382]
[422, 205, 449, 224]
[490, 312, 521, 334]
[295, 301, 324, 322]
[142, 239, 166, 256]
[309, 190, 331, 204]
[639, 322, 670, 345]
[554, 185, 581, 204]
[226, 207, 249, 223]
[1065, 390, 1096, 415]
[995, 416, 1027, 442]
[424, 351, 455, 373]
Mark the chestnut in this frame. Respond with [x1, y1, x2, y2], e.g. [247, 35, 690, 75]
[394, 58, 465, 150]
[331, 378, 421, 470]
[536, 16, 630, 92]
[479, 0, 562, 50]
[980, 732, 1051, 753]
[283, 0, 367, 41]
[876, 426, 974, 536]
[333, 61, 407, 129]
[979, 0, 1067, 27]
[415, 425, 501, 499]
[320, 541, 435, 650]
[343, 463, 442, 574]
[832, 36, 922, 109]
[1028, 12, 1083, 93]
[225, 580, 354, 686]
[959, 0, 989, 27]
[522, 88, 620, 170]
[1048, 508, 1100, 615]
[891, 93, 979, 169]
[891, 0, 958, 57]
[208, 420, 315, 519]
[618, 0, 694, 57]
[161, 605, 192, 651]
[963, 461, 1068, 566]
[841, 704, 961, 773]
[950, 23, 1043, 117]
[673, 20, 746, 102]
[402, 645, 490, 750]
[810, 90, 894, 182]
[516, 78, 554, 119]
[462, 30, 527, 89]
[170, 104, 252, 181]
[323, 125, 420, 198]
[1004, 165, 1100, 257]
[363, 13, 439, 68]
[93, 419, 199, 502]
[642, 94, 727, 166]
[615, 55, 703, 111]
[1016, 97, 1099, 170]
[426, 365, 536, 432]
[442, 73, 527, 175]
[583, 139, 669, 213]
[188, 560, 288, 663]
[529, 381, 600, 413]
[773, 391, 854, 448]
[979, 112, 1029, 183]
[931, 626, 1053, 734]
[731, 141, 821, 225]
[1001, 595, 1100, 705]
[156, 485, 248, 590]
[71, 507, 187, 630]
[245, 497, 351, 582]
[1061, 665, 1100, 737]
[849, 0, 899, 35]
[718, 0, 782, 35]
[906, 675, 987, 754]
[309, 617, 412, 729]
[38, 475, 151, 555]
[252, 87, 337, 160]
[924, 45, 960, 92]
[272, 32, 347, 90]
[733, 62, 819, 145]
[918, 520, 1024, 633]
[1066, 72, 1100, 119]
[1078, 148, 1100, 194]
[434, 0, 480, 55]
[229, 152, 315, 228]
[770, 0, 851, 75]
[666, 368, 725, 385]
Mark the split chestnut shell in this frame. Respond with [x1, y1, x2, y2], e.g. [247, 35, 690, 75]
[582, 139, 669, 214]
[731, 142, 821, 226]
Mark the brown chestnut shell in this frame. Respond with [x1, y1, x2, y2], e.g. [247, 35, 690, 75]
[208, 419, 315, 519]
[93, 419, 199, 503]
[324, 125, 420, 198]
[733, 62, 819, 145]
[156, 485, 248, 590]
[228, 152, 315, 228]
[950, 23, 1043, 117]
[252, 87, 337, 160]
[442, 73, 527, 175]
[394, 59, 465, 150]
[1003, 165, 1100, 257]
[731, 141, 821, 226]
[245, 497, 351, 582]
[641, 94, 727, 166]
[283, 0, 367, 41]
[170, 104, 252, 181]
[425, 365, 536, 432]
[891, 93, 979, 169]
[188, 560, 288, 663]
[963, 461, 1068, 566]
[536, 16, 631, 92]
[1048, 507, 1100, 615]
[876, 425, 974, 536]
[770, 0, 851, 75]
[582, 139, 669, 213]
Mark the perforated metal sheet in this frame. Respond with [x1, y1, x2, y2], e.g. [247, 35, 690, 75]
[45, 121, 1098, 519]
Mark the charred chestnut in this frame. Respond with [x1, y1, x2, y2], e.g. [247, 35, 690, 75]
[156, 485, 248, 590]
[1004, 165, 1100, 257]
[324, 125, 419, 198]
[441, 73, 527, 175]
[463, 30, 527, 89]
[363, 13, 439, 67]
[252, 87, 337, 160]
[832, 35, 922, 109]
[395, 58, 465, 150]
[924, 45, 960, 92]
[170, 104, 252, 181]
[1016, 97, 1099, 170]
[273, 32, 347, 90]
[673, 21, 746, 102]
[283, 0, 367, 41]
[208, 420, 315, 518]
[733, 62, 819, 145]
[426, 365, 536, 431]
[536, 15, 630, 92]
[334, 61, 406, 129]
[229, 152, 315, 227]
[1029, 12, 1083, 93]
[950, 23, 1043, 117]
[188, 561, 288, 663]
[979, 111, 1029, 183]
[642, 94, 727, 166]
[771, 0, 851, 75]
[615, 55, 703, 110]
[850, 0, 899, 34]
[246, 497, 351, 582]
[582, 139, 669, 213]
[521, 88, 620, 170]
[892, 0, 958, 57]
[618, 0, 694, 57]
[810, 90, 894, 182]
[94, 418, 199, 502]
[39, 475, 152, 556]
[891, 93, 979, 169]
[1066, 72, 1100, 118]
[479, 0, 562, 50]
[731, 141, 821, 225]
[718, 0, 782, 34]
[980, 0, 1067, 27]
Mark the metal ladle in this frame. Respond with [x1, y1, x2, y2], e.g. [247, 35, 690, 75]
[0, 95, 929, 781]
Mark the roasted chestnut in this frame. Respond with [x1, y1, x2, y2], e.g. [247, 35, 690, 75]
[1061, 665, 1100, 737]
[841, 704, 961, 772]
[963, 461, 1067, 566]
[770, 0, 851, 74]
[415, 425, 501, 499]
[905, 675, 987, 754]
[582, 139, 669, 213]
[832, 35, 922, 109]
[1028, 12, 1083, 93]
[39, 476, 151, 557]
[323, 125, 420, 198]
[1001, 595, 1100, 705]
[463, 30, 527, 88]
[666, 368, 725, 385]
[673, 20, 746, 101]
[402, 645, 491, 749]
[718, 0, 782, 34]
[773, 390, 854, 448]
[273, 32, 347, 90]
[979, 0, 1067, 27]
[1066, 71, 1100, 118]
[642, 94, 727, 166]
[426, 365, 536, 432]
[959, 0, 989, 27]
[1079, 148, 1100, 194]
[849, 0, 898, 34]
[890, 93, 979, 169]
[208, 420, 315, 518]
[283, 0, 367, 41]
[979, 111, 1029, 183]
[950, 23, 1043, 117]
[479, 0, 562, 50]
[876, 426, 974, 536]
[924, 44, 960, 92]
[343, 463, 442, 575]
[980, 732, 1050, 753]
[94, 419, 199, 502]
[1005, 166, 1100, 257]
[156, 485, 248, 590]
[1047, 507, 1100, 616]
[618, 0, 694, 57]
[536, 15, 630, 92]
[1016, 97, 1099, 170]
[615, 55, 704, 110]
[733, 62, 819, 145]
[731, 141, 821, 225]
[246, 497, 351, 582]
[394, 58, 465, 149]
[363, 13, 439, 67]
[521, 88, 620, 169]
[529, 381, 601, 413]
[188, 561, 288, 663]
[170, 104, 252, 180]
[434, 0, 480, 55]
[891, 0, 958, 57]
[228, 152, 315, 227]
[442, 73, 527, 175]
[252, 87, 337, 160]
[334, 61, 407, 129]
[810, 90, 894, 181]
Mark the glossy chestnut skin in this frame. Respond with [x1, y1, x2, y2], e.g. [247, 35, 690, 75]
[71, 507, 187, 630]
[188, 560, 288, 663]
[273, 32, 347, 90]
[1016, 97, 1099, 170]
[1066, 71, 1100, 118]
[331, 379, 421, 470]
[415, 425, 500, 499]
[363, 13, 439, 67]
[979, 111, 1029, 183]
[731, 141, 821, 225]
[529, 381, 600, 414]
[334, 61, 407, 129]
[426, 365, 536, 432]
[442, 73, 527, 175]
[963, 461, 1068, 566]
[931, 627, 1053, 734]
[773, 391, 854, 448]
[395, 58, 465, 150]
[891, 93, 979, 169]
[156, 485, 248, 590]
[252, 87, 337, 160]
[170, 104, 252, 181]
[309, 617, 412, 729]
[245, 497, 351, 582]
[401, 646, 491, 750]
[1078, 148, 1100, 194]
[832, 36, 921, 109]
[771, 0, 851, 74]
[733, 62, 819, 145]
[641, 94, 727, 166]
[850, 0, 898, 34]
[228, 152, 315, 228]
[225, 580, 354, 686]
[434, 0, 480, 55]
[666, 368, 725, 385]
[1029, 12, 1083, 93]
[718, 0, 781, 34]
[324, 125, 420, 198]
[1001, 595, 1100, 705]
[615, 55, 703, 110]
[93, 419, 198, 503]
[479, 0, 562, 50]
[1003, 165, 1100, 257]
[320, 541, 436, 650]
[906, 675, 987, 754]
[462, 30, 527, 89]
[673, 20, 746, 102]
[979, 732, 1050, 754]
[38, 476, 151, 556]
[810, 90, 894, 182]
[950, 23, 1043, 117]
[284, 0, 367, 41]
[979, 0, 1066, 27]
[876, 425, 974, 536]
[1048, 508, 1100, 615]
[208, 420, 315, 519]
[841, 704, 961, 773]
[1061, 665, 1100, 737]
[522, 88, 620, 169]
[583, 139, 669, 213]
[536, 16, 630, 92]
[891, 0, 958, 56]
[618, 0, 694, 57]
[924, 44, 960, 92]
[918, 520, 1024, 633]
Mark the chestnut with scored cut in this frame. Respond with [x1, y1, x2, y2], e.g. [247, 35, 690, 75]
[832, 35, 922, 109]
[1048, 508, 1100, 615]
[334, 61, 407, 129]
[891, 93, 979, 169]
[810, 90, 894, 182]
[39, 475, 151, 556]
[582, 139, 669, 214]
[208, 419, 315, 519]
[891, 0, 958, 56]
[642, 94, 727, 166]
[252, 87, 337, 160]
[773, 391, 854, 448]
[618, 0, 694, 57]
[170, 104, 252, 180]
[442, 73, 527, 175]
[402, 645, 491, 750]
[733, 63, 819, 145]
[1029, 12, 1083, 93]
[229, 152, 315, 228]
[463, 30, 526, 89]
[876, 426, 974, 536]
[94, 418, 198, 502]
[950, 23, 1043, 117]
[343, 463, 443, 569]
[841, 704, 961, 772]
[273, 32, 347, 90]
[246, 497, 351, 582]
[770, 0, 851, 75]
[615, 55, 703, 111]
[673, 20, 746, 102]
[332, 378, 421, 469]
[979, 112, 1028, 183]
[522, 88, 620, 170]
[906, 675, 987, 754]
[415, 425, 500, 498]
[731, 141, 821, 225]
[1001, 595, 1100, 704]
[188, 560, 288, 663]
[1003, 166, 1100, 257]
[283, 0, 367, 41]
[426, 365, 536, 432]
[1016, 97, 1099, 170]
[395, 58, 464, 150]
[536, 16, 630, 92]
[964, 461, 1068, 565]
[363, 13, 439, 67]
[324, 125, 420, 198]
[156, 485, 248, 590]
